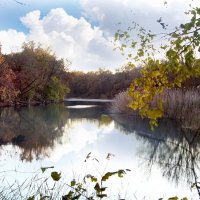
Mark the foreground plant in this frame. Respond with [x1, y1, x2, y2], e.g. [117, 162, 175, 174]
[26, 153, 130, 200]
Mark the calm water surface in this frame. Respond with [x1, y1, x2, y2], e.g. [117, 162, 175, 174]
[0, 101, 199, 199]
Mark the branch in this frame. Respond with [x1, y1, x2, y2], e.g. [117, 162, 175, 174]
[13, 0, 26, 6]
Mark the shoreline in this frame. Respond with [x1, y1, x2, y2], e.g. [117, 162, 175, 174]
[0, 100, 64, 108]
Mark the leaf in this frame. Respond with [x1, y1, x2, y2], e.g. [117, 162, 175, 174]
[41, 166, 54, 173]
[100, 187, 107, 192]
[62, 191, 74, 200]
[97, 194, 107, 198]
[71, 180, 76, 186]
[168, 197, 178, 200]
[84, 152, 91, 162]
[94, 183, 101, 193]
[93, 158, 99, 162]
[106, 153, 115, 160]
[72, 194, 81, 200]
[102, 172, 116, 181]
[40, 195, 49, 200]
[117, 169, 126, 178]
[85, 174, 98, 183]
[51, 171, 61, 181]
[27, 196, 35, 200]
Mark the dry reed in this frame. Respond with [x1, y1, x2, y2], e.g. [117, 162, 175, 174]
[111, 88, 200, 128]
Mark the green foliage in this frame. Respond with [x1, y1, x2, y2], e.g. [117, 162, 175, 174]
[44, 76, 70, 100]
[41, 166, 54, 173]
[115, 4, 200, 127]
[51, 171, 61, 181]
[26, 153, 130, 200]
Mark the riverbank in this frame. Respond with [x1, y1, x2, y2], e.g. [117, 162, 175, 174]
[0, 100, 64, 108]
[111, 88, 200, 129]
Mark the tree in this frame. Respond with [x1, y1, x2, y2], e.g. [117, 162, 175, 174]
[0, 54, 18, 103]
[114, 5, 200, 127]
[43, 76, 70, 101]
[6, 42, 70, 103]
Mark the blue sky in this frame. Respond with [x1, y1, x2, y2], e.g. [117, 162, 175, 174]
[0, 0, 198, 71]
[0, 0, 82, 32]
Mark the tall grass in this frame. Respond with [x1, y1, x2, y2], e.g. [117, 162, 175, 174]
[111, 88, 200, 129]
[110, 91, 135, 114]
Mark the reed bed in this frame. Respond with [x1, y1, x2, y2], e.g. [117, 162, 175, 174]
[111, 88, 200, 129]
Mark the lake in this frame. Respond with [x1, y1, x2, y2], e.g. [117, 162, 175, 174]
[0, 100, 199, 199]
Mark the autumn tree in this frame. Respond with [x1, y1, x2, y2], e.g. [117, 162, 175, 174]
[6, 42, 70, 102]
[115, 5, 200, 127]
[0, 53, 18, 104]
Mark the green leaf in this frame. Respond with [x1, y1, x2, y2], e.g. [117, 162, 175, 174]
[94, 183, 101, 193]
[101, 172, 116, 182]
[27, 196, 35, 200]
[72, 194, 81, 200]
[41, 166, 54, 173]
[97, 194, 107, 198]
[168, 197, 178, 200]
[71, 180, 76, 186]
[85, 174, 98, 182]
[51, 171, 61, 181]
[117, 169, 126, 178]
[62, 191, 74, 200]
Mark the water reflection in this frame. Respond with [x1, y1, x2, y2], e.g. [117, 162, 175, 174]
[0, 103, 199, 197]
[0, 104, 111, 162]
[112, 114, 200, 194]
[0, 104, 69, 161]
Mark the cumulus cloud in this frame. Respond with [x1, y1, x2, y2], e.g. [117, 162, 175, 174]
[0, 29, 26, 53]
[0, 8, 125, 71]
[1, 0, 198, 71]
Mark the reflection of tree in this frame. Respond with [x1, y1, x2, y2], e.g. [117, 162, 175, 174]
[66, 105, 113, 128]
[112, 114, 200, 196]
[0, 104, 69, 161]
[0, 104, 112, 162]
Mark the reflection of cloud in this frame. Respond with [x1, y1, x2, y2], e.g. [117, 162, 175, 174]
[66, 105, 98, 108]
[47, 119, 115, 162]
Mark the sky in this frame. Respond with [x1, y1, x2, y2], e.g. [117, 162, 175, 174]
[0, 0, 199, 71]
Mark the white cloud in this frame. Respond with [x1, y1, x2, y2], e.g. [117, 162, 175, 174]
[0, 8, 125, 71]
[0, 0, 199, 71]
[0, 29, 26, 53]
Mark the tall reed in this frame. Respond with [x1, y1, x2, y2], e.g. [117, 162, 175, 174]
[111, 88, 200, 129]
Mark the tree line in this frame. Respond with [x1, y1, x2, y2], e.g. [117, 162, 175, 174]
[0, 42, 199, 107]
[65, 65, 200, 99]
[65, 66, 141, 99]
